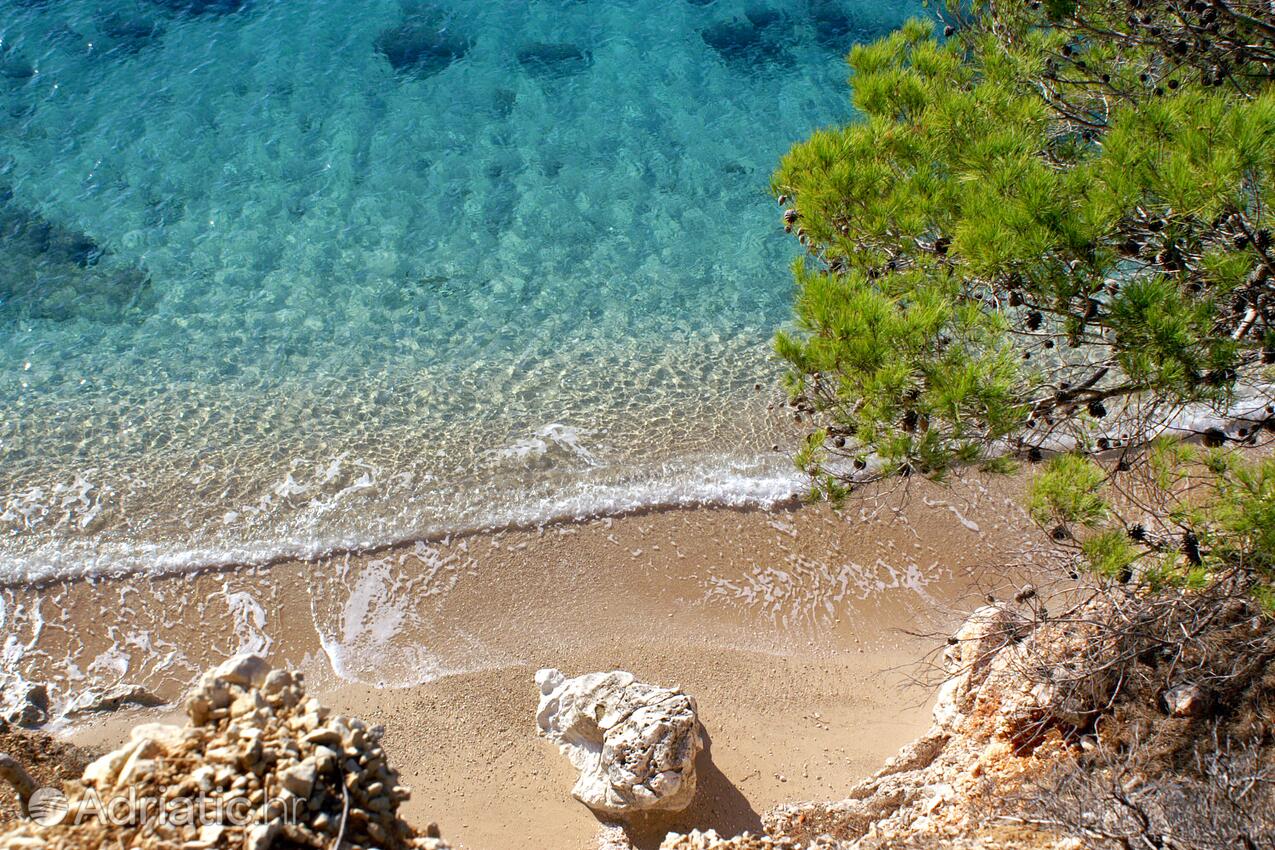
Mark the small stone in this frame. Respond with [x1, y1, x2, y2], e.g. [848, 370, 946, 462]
[116, 738, 163, 789]
[82, 736, 158, 789]
[304, 727, 343, 748]
[313, 745, 339, 772]
[212, 654, 272, 689]
[281, 759, 318, 799]
[206, 746, 239, 766]
[192, 765, 216, 792]
[230, 690, 267, 718]
[82, 749, 126, 788]
[185, 698, 211, 726]
[244, 822, 278, 850]
[1164, 683, 1209, 718]
[261, 669, 293, 696]
[197, 824, 224, 845]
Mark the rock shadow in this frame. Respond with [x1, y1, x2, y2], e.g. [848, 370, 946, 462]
[603, 728, 764, 850]
[516, 42, 592, 79]
[804, 0, 898, 53]
[807, 0, 857, 50]
[700, 6, 790, 69]
[147, 0, 250, 17]
[0, 186, 155, 325]
[0, 43, 37, 84]
[96, 13, 166, 56]
[375, 5, 471, 79]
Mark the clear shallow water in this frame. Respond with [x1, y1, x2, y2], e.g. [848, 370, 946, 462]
[0, 0, 922, 581]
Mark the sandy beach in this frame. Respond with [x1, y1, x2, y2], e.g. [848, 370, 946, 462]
[3, 470, 1053, 850]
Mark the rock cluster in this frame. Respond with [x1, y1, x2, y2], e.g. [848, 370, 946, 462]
[536, 669, 703, 819]
[660, 830, 826, 850]
[613, 604, 1098, 850]
[752, 603, 1085, 850]
[0, 654, 449, 850]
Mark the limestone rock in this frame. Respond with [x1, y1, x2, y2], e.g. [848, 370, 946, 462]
[280, 758, 317, 798]
[933, 605, 1019, 732]
[81, 738, 142, 789]
[244, 822, 278, 850]
[535, 668, 703, 818]
[113, 737, 161, 789]
[207, 653, 271, 689]
[1, 681, 49, 728]
[659, 829, 820, 849]
[61, 684, 164, 718]
[184, 652, 271, 725]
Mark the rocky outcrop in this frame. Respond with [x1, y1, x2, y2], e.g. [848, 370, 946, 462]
[623, 603, 1096, 850]
[536, 668, 704, 819]
[640, 588, 1272, 850]
[0, 654, 450, 850]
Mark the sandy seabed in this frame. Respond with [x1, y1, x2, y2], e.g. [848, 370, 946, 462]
[4, 471, 1055, 850]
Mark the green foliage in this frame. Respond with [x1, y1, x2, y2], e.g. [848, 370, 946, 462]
[1027, 454, 1108, 527]
[772, 0, 1275, 608]
[1080, 529, 1141, 580]
[1206, 456, 1275, 575]
[773, 0, 1275, 495]
[776, 260, 1024, 476]
[1253, 583, 1275, 616]
[1148, 437, 1193, 490]
[1033, 448, 1275, 605]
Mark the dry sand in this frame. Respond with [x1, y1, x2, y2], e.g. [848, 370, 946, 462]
[2, 471, 1056, 850]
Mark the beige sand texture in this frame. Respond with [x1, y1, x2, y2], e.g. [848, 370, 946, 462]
[3, 471, 1055, 850]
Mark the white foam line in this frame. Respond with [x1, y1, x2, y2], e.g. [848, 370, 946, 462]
[2, 459, 806, 584]
[10, 387, 1268, 586]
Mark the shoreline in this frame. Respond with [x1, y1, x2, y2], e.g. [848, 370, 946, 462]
[0, 491, 810, 594]
[0, 452, 809, 589]
[9, 386, 1267, 590]
[4, 470, 1055, 849]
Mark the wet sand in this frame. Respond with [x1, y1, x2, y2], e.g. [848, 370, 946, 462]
[3, 471, 1055, 850]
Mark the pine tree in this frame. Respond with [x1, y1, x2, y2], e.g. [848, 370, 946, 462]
[774, 0, 1275, 597]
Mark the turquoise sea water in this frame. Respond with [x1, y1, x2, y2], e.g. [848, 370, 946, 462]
[0, 0, 922, 581]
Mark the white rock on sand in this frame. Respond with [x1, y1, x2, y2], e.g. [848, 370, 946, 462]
[535, 668, 704, 819]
